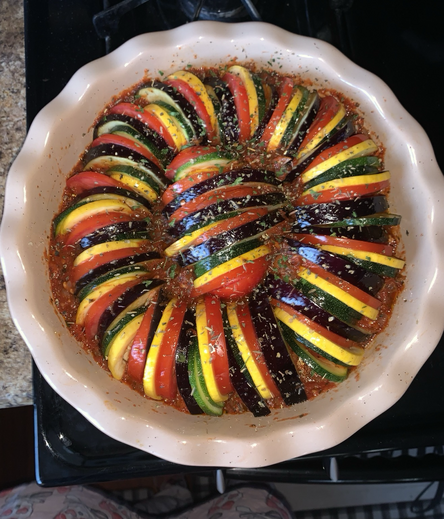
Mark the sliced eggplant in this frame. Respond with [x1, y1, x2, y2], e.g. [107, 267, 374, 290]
[74, 252, 161, 293]
[79, 220, 151, 250]
[264, 274, 369, 342]
[83, 143, 170, 190]
[93, 113, 174, 164]
[169, 192, 286, 238]
[179, 209, 285, 266]
[205, 77, 239, 144]
[175, 311, 203, 415]
[285, 90, 320, 154]
[284, 238, 384, 296]
[222, 308, 271, 417]
[249, 290, 307, 406]
[162, 167, 281, 219]
[99, 279, 165, 345]
[290, 196, 389, 228]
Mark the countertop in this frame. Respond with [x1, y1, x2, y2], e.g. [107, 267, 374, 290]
[0, 1, 32, 408]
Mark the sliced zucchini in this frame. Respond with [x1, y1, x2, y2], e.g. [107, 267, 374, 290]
[274, 307, 364, 367]
[280, 322, 349, 381]
[188, 338, 224, 416]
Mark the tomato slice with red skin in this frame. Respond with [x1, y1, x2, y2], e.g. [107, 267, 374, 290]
[222, 72, 251, 143]
[169, 184, 278, 224]
[165, 78, 217, 142]
[91, 134, 163, 169]
[83, 277, 148, 340]
[204, 295, 233, 394]
[64, 212, 134, 246]
[109, 102, 176, 150]
[298, 95, 342, 151]
[162, 167, 221, 205]
[70, 247, 149, 286]
[127, 295, 159, 382]
[155, 300, 188, 400]
[66, 171, 125, 195]
[293, 234, 394, 256]
[271, 298, 359, 350]
[260, 78, 295, 147]
[191, 256, 269, 299]
[301, 134, 369, 174]
[235, 304, 280, 398]
[296, 179, 390, 205]
[300, 258, 382, 309]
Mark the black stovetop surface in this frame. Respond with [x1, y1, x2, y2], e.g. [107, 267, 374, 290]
[25, 0, 444, 486]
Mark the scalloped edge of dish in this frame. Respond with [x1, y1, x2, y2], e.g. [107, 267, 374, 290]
[1, 21, 444, 468]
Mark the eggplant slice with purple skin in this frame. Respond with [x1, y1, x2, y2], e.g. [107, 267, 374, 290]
[94, 113, 175, 165]
[284, 238, 384, 296]
[291, 196, 389, 228]
[175, 310, 203, 415]
[263, 274, 369, 343]
[98, 279, 165, 344]
[169, 192, 287, 238]
[83, 143, 170, 191]
[178, 209, 285, 266]
[205, 77, 240, 144]
[79, 220, 151, 250]
[249, 289, 307, 406]
[74, 252, 162, 294]
[162, 167, 281, 219]
[222, 308, 271, 417]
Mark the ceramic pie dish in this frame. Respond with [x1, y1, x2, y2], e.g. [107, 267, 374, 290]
[2, 21, 444, 468]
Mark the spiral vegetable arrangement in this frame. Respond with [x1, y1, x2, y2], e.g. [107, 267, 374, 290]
[49, 65, 405, 417]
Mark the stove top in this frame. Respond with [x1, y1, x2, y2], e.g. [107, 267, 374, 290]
[25, 0, 444, 486]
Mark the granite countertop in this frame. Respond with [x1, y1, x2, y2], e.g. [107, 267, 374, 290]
[0, 1, 32, 408]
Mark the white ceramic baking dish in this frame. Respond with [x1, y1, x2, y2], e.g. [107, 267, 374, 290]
[2, 21, 444, 468]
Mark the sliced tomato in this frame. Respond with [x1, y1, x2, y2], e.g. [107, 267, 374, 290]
[70, 247, 148, 286]
[162, 167, 223, 205]
[64, 211, 134, 246]
[293, 234, 394, 256]
[169, 184, 278, 224]
[301, 134, 368, 174]
[127, 295, 159, 382]
[271, 298, 358, 350]
[83, 277, 147, 340]
[90, 134, 163, 169]
[155, 299, 188, 400]
[165, 77, 217, 142]
[235, 304, 280, 397]
[191, 256, 269, 299]
[108, 102, 176, 149]
[300, 259, 382, 309]
[66, 171, 125, 195]
[296, 179, 390, 205]
[204, 295, 233, 395]
[222, 72, 250, 143]
[260, 78, 295, 147]
[165, 145, 221, 180]
[298, 95, 342, 150]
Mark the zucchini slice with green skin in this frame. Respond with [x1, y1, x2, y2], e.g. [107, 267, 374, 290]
[154, 100, 196, 144]
[174, 151, 233, 182]
[273, 305, 364, 367]
[280, 323, 349, 381]
[303, 156, 381, 190]
[188, 338, 224, 416]
[77, 265, 149, 302]
[193, 237, 263, 278]
[337, 254, 400, 277]
[102, 306, 146, 359]
[322, 213, 402, 228]
[295, 276, 363, 327]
